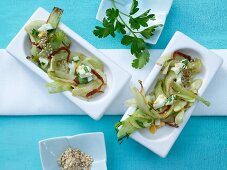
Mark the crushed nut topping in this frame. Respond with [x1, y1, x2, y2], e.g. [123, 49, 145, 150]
[58, 147, 93, 170]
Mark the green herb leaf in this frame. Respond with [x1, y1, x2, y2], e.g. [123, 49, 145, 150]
[93, 8, 119, 38]
[131, 38, 145, 55]
[115, 21, 126, 34]
[135, 120, 146, 128]
[129, 10, 155, 30]
[181, 59, 189, 65]
[140, 24, 163, 39]
[93, 0, 162, 69]
[122, 36, 148, 68]
[93, 18, 115, 38]
[130, 0, 139, 15]
[132, 50, 150, 69]
[121, 35, 134, 46]
[31, 29, 39, 36]
[84, 66, 89, 73]
[106, 8, 119, 22]
[129, 17, 140, 30]
[49, 30, 65, 44]
[78, 77, 89, 84]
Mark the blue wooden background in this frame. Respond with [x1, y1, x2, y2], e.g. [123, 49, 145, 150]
[0, 0, 227, 170]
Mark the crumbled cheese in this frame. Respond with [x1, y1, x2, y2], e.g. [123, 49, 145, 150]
[39, 57, 49, 68]
[155, 119, 161, 125]
[76, 65, 92, 78]
[87, 76, 93, 82]
[176, 73, 182, 84]
[38, 23, 53, 31]
[153, 94, 167, 109]
[166, 95, 176, 106]
[68, 62, 76, 75]
[171, 62, 185, 74]
[73, 56, 80, 62]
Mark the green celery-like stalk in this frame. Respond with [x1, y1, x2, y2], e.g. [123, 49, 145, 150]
[172, 82, 210, 106]
[47, 7, 63, 29]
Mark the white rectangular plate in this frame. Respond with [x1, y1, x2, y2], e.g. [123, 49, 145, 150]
[6, 7, 131, 120]
[1, 48, 227, 116]
[120, 31, 223, 158]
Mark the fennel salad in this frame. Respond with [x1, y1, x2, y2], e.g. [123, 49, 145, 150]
[25, 7, 106, 98]
[115, 51, 210, 142]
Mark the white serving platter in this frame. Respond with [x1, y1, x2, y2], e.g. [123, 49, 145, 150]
[6, 7, 131, 120]
[39, 132, 107, 170]
[96, 0, 173, 44]
[1, 48, 227, 116]
[120, 31, 223, 158]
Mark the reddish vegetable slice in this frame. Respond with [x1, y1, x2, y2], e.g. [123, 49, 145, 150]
[159, 105, 171, 114]
[86, 69, 105, 97]
[165, 122, 179, 128]
[173, 51, 192, 61]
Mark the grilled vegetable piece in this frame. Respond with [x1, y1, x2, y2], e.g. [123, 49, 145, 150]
[131, 87, 161, 118]
[164, 71, 177, 96]
[115, 109, 154, 141]
[47, 7, 63, 29]
[172, 82, 210, 106]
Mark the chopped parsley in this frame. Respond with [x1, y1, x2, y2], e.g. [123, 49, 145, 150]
[31, 29, 39, 36]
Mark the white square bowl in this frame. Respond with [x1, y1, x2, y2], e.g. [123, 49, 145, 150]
[96, 0, 173, 44]
[120, 31, 223, 157]
[6, 7, 131, 120]
[39, 132, 107, 170]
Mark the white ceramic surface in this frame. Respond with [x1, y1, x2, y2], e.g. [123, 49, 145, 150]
[6, 7, 131, 120]
[96, 0, 173, 44]
[39, 132, 107, 170]
[120, 31, 223, 157]
[1, 49, 227, 116]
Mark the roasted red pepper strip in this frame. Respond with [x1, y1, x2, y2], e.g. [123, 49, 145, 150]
[165, 122, 179, 128]
[31, 42, 42, 50]
[91, 69, 104, 84]
[159, 105, 171, 114]
[48, 46, 71, 61]
[86, 69, 105, 97]
[73, 78, 79, 85]
[173, 51, 192, 61]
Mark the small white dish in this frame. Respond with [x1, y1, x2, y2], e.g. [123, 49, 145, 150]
[120, 31, 223, 157]
[6, 7, 131, 120]
[96, 0, 173, 44]
[39, 132, 107, 170]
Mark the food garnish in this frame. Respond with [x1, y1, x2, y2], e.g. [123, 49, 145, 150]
[58, 147, 93, 170]
[25, 7, 106, 98]
[115, 51, 210, 142]
[93, 0, 163, 69]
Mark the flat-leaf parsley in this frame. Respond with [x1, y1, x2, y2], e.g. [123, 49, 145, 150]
[93, 0, 163, 69]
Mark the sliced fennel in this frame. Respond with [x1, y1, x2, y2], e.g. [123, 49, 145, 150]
[25, 7, 106, 98]
[115, 51, 210, 142]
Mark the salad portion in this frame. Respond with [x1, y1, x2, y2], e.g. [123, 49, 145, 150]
[115, 51, 210, 142]
[25, 7, 106, 98]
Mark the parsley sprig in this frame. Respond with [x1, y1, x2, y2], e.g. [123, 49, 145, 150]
[93, 0, 163, 69]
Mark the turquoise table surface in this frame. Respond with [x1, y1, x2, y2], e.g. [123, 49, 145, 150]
[0, 0, 227, 170]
